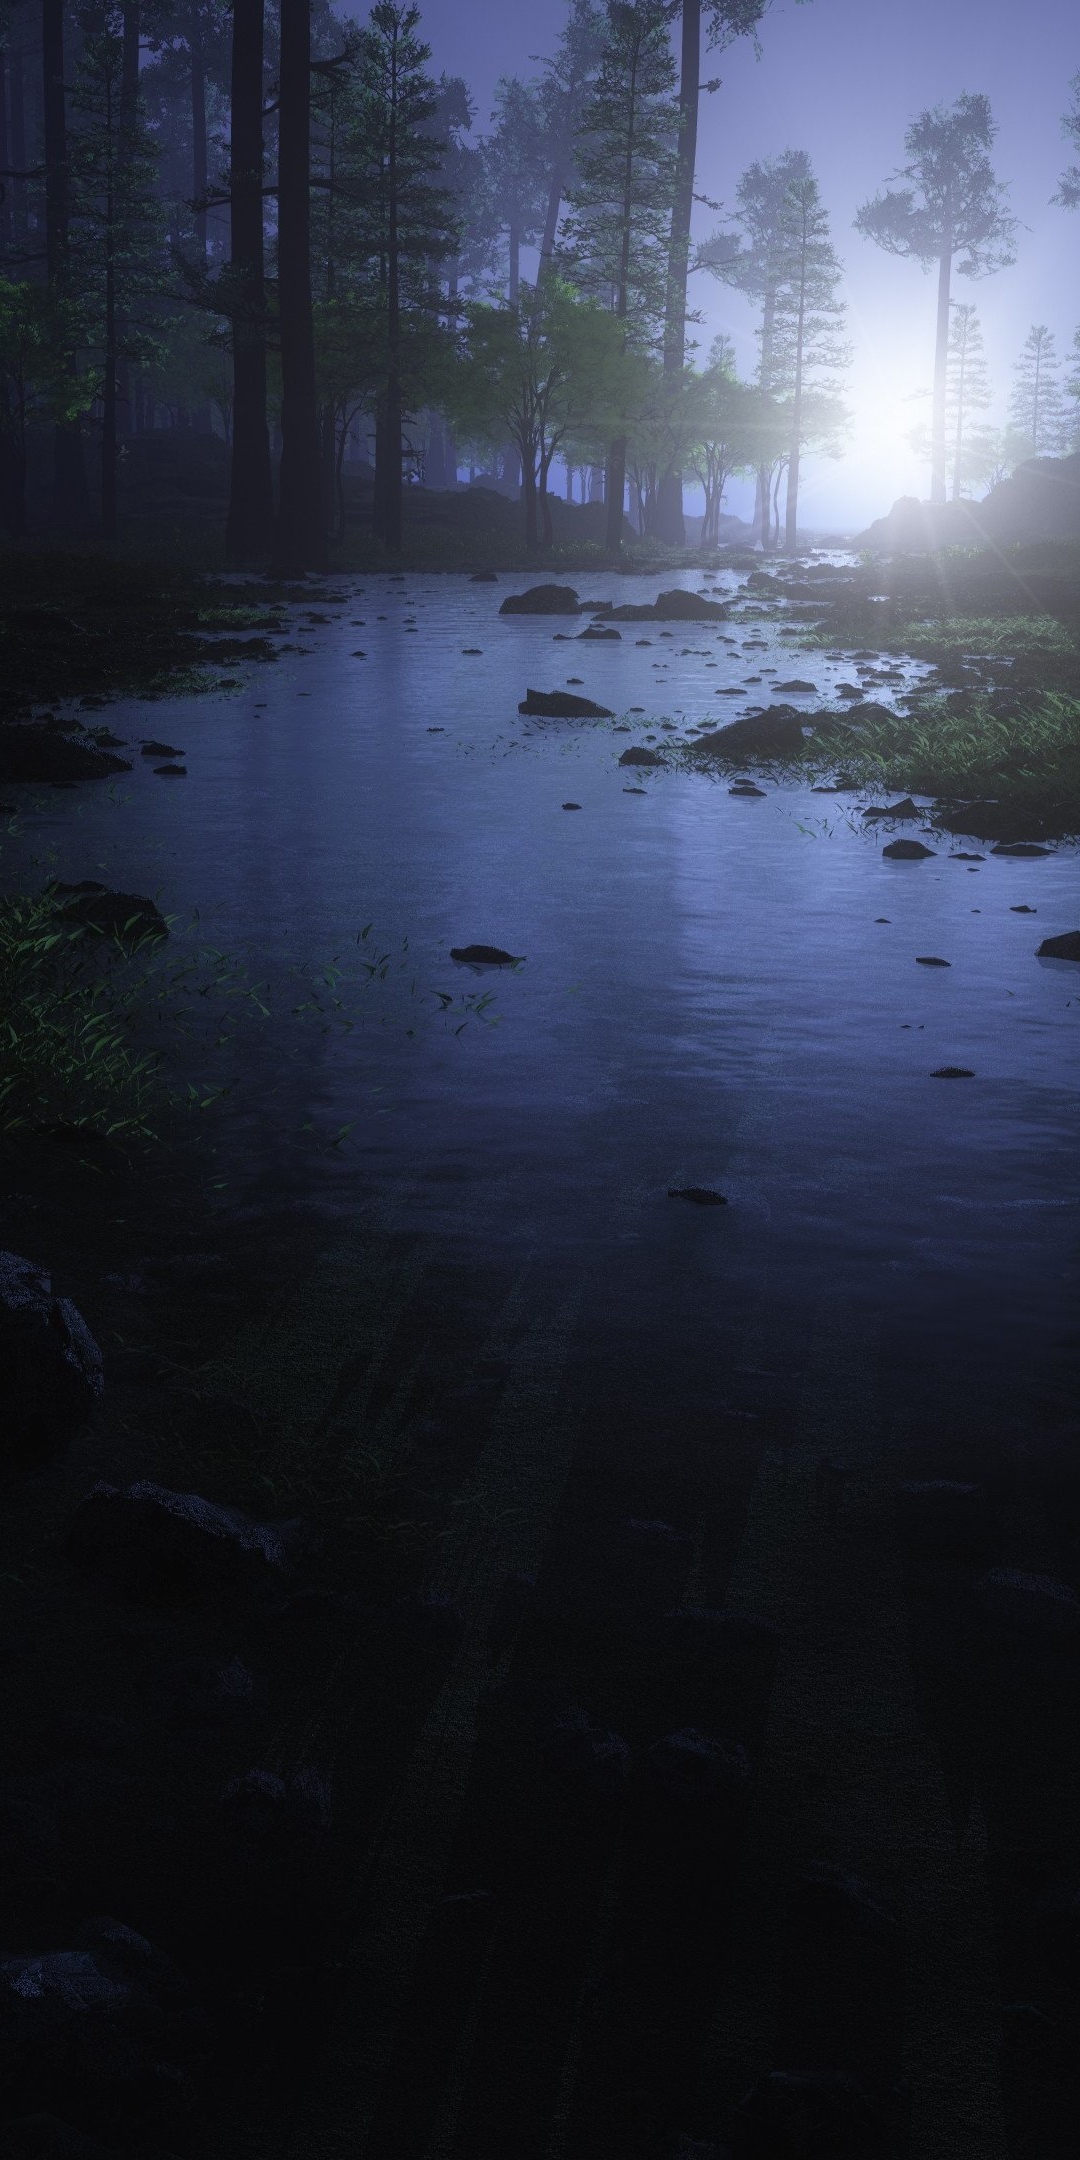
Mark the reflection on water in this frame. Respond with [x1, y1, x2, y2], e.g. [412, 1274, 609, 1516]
[4, 567, 1078, 1415]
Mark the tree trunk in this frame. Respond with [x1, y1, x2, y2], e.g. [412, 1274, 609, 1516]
[605, 437, 626, 553]
[227, 0, 275, 560]
[655, 0, 700, 546]
[539, 161, 564, 268]
[190, 12, 208, 263]
[930, 229, 952, 507]
[755, 465, 770, 549]
[42, 0, 88, 527]
[784, 252, 806, 554]
[115, 0, 140, 439]
[274, 0, 324, 571]
[951, 335, 965, 500]
[9, 36, 27, 244]
[508, 220, 519, 303]
[103, 247, 118, 542]
[522, 448, 538, 550]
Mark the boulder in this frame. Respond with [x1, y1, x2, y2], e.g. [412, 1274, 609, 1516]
[773, 679, 818, 694]
[1037, 930, 1080, 960]
[47, 882, 168, 943]
[219, 1766, 332, 1845]
[0, 1924, 189, 2123]
[619, 746, 664, 767]
[0, 730, 131, 786]
[67, 1480, 307, 1603]
[732, 2071, 880, 2157]
[668, 1186, 728, 1206]
[690, 706, 809, 757]
[499, 584, 580, 615]
[648, 1728, 750, 1806]
[518, 689, 614, 718]
[543, 1708, 631, 1798]
[0, 1252, 103, 1455]
[992, 841, 1051, 857]
[653, 589, 730, 621]
[935, 800, 1045, 842]
[576, 624, 621, 640]
[882, 838, 935, 859]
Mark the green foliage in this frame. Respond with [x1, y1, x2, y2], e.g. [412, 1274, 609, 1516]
[1053, 70, 1080, 210]
[560, 0, 679, 338]
[1009, 325, 1068, 456]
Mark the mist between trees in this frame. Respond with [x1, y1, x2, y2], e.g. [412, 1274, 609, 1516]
[0, 2, 1078, 562]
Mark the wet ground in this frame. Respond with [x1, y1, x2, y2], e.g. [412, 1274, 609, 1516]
[1, 563, 1078, 2159]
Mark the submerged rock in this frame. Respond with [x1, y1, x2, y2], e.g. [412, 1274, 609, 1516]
[67, 1481, 307, 1603]
[499, 584, 580, 615]
[0, 728, 131, 786]
[518, 688, 614, 718]
[47, 881, 168, 942]
[992, 841, 1051, 857]
[449, 944, 524, 966]
[883, 838, 935, 859]
[0, 1252, 103, 1456]
[619, 745, 664, 766]
[1037, 930, 1080, 960]
[668, 1187, 728, 1206]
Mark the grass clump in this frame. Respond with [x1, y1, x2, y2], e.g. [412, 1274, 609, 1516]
[830, 691, 1080, 827]
[0, 892, 168, 1141]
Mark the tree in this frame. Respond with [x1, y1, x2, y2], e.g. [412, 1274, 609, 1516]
[1053, 71, 1080, 210]
[685, 334, 754, 543]
[273, 0, 324, 571]
[706, 148, 806, 548]
[483, 75, 547, 302]
[1065, 327, 1080, 452]
[561, 0, 677, 551]
[0, 279, 84, 534]
[69, 0, 168, 540]
[452, 279, 631, 549]
[855, 93, 1016, 507]
[43, 0, 90, 521]
[654, 0, 809, 544]
[225, 0, 274, 559]
[764, 156, 847, 549]
[352, 2, 457, 552]
[1009, 325, 1066, 457]
[536, 0, 605, 267]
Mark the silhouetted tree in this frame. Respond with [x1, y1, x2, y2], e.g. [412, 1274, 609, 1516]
[707, 149, 805, 548]
[1010, 324, 1066, 456]
[225, 0, 274, 558]
[536, 0, 605, 267]
[273, 0, 324, 569]
[483, 75, 547, 303]
[766, 157, 847, 548]
[1053, 71, 1080, 209]
[855, 94, 1016, 506]
[43, 0, 90, 520]
[562, 0, 677, 551]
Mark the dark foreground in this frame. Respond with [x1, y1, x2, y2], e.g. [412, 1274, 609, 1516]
[1, 1116, 1078, 2160]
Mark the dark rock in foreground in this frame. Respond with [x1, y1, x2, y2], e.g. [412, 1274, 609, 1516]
[688, 706, 810, 757]
[67, 1480, 307, 1603]
[883, 838, 935, 859]
[0, 1251, 103, 1455]
[1037, 930, 1080, 960]
[619, 745, 664, 766]
[449, 944, 523, 965]
[0, 727, 132, 786]
[519, 688, 614, 718]
[499, 584, 580, 615]
[732, 2070, 881, 2157]
[668, 1187, 728, 1206]
[47, 881, 168, 942]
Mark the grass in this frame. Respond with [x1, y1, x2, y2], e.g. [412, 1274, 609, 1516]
[808, 690, 1080, 830]
[0, 888, 503, 1152]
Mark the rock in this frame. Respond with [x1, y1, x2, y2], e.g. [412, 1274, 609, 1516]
[152, 764, 186, 776]
[47, 881, 168, 943]
[731, 2070, 880, 2157]
[862, 797, 919, 820]
[518, 688, 614, 718]
[976, 1568, 1080, 1640]
[668, 1187, 727, 1206]
[729, 783, 766, 797]
[138, 741, 183, 759]
[648, 1728, 751, 1806]
[390, 1588, 466, 1647]
[931, 1066, 974, 1078]
[660, 1607, 779, 1657]
[67, 1481, 307, 1603]
[499, 584, 580, 615]
[948, 851, 985, 861]
[895, 1479, 990, 1552]
[0, 1927, 188, 2119]
[835, 682, 864, 699]
[470, 570, 498, 581]
[794, 1864, 898, 1944]
[992, 841, 1051, 857]
[619, 746, 664, 766]
[690, 706, 809, 757]
[449, 944, 523, 965]
[0, 1252, 104, 1455]
[1037, 930, 1080, 960]
[577, 625, 621, 640]
[157, 1653, 260, 1729]
[562, 802, 581, 810]
[0, 729, 132, 786]
[622, 1517, 693, 1551]
[461, 647, 482, 654]
[915, 955, 950, 966]
[773, 679, 817, 693]
[883, 838, 935, 859]
[653, 589, 730, 620]
[543, 1708, 631, 1798]
[1010, 904, 1036, 913]
[1034, 1886, 1080, 1984]
[219, 1765, 332, 1844]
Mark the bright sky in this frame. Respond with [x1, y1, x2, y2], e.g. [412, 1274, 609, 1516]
[342, 0, 1080, 531]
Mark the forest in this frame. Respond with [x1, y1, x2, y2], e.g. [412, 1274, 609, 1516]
[1, 8, 1079, 2160]
[0, 0, 1077, 563]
